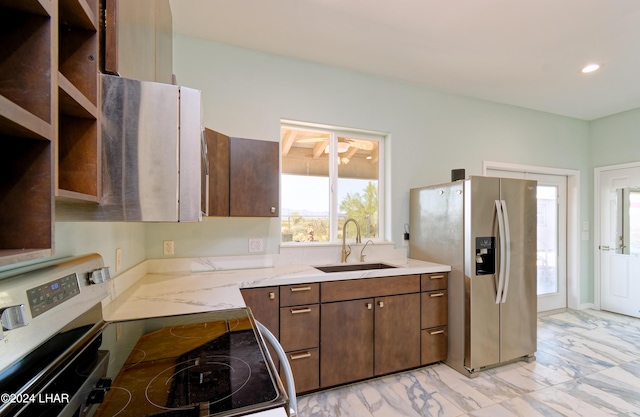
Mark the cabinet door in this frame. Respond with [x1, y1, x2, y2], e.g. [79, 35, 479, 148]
[203, 128, 230, 216]
[105, 0, 155, 80]
[374, 293, 421, 375]
[241, 287, 280, 369]
[320, 299, 374, 387]
[240, 287, 279, 338]
[229, 137, 279, 217]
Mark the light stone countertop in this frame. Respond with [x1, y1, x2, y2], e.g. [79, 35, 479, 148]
[102, 257, 450, 322]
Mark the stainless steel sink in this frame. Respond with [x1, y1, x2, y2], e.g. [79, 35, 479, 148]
[314, 263, 397, 273]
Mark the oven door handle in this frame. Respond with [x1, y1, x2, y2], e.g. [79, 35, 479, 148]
[255, 320, 297, 417]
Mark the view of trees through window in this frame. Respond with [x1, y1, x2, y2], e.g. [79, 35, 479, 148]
[280, 124, 382, 243]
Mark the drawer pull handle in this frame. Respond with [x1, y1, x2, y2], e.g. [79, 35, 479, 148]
[429, 330, 445, 335]
[269, 292, 275, 300]
[290, 352, 312, 360]
[430, 275, 445, 280]
[290, 286, 312, 292]
[430, 293, 445, 298]
[291, 308, 312, 315]
[366, 303, 372, 310]
[378, 301, 384, 308]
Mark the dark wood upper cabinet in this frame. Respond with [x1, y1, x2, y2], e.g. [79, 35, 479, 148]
[204, 128, 279, 217]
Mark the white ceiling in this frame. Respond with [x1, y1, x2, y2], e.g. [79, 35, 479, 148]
[169, 0, 640, 121]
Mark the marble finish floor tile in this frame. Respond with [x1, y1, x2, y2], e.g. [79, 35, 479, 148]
[297, 309, 640, 416]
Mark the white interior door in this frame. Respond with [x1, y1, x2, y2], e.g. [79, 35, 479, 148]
[487, 169, 567, 312]
[598, 166, 640, 318]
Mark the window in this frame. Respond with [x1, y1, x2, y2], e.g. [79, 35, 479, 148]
[280, 121, 385, 244]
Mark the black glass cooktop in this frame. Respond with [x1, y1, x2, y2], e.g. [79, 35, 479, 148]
[94, 308, 285, 417]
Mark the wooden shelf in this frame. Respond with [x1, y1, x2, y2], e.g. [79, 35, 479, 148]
[0, 249, 54, 268]
[0, 0, 51, 17]
[58, 72, 98, 119]
[0, 7, 53, 125]
[58, 25, 98, 105]
[0, 3, 54, 267]
[0, 95, 53, 141]
[57, 115, 99, 199]
[0, 140, 53, 263]
[56, 188, 99, 203]
[56, 0, 100, 201]
[59, 0, 98, 30]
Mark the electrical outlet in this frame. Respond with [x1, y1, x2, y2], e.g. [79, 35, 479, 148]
[248, 238, 264, 253]
[163, 240, 174, 255]
[115, 247, 122, 272]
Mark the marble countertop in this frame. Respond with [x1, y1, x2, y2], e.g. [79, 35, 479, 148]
[102, 257, 450, 322]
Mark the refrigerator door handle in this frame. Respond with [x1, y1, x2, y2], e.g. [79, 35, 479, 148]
[495, 200, 507, 304]
[500, 200, 512, 303]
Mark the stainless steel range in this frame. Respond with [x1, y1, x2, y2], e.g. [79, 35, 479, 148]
[0, 254, 290, 417]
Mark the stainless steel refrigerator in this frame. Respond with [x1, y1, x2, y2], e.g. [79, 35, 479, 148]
[410, 176, 537, 378]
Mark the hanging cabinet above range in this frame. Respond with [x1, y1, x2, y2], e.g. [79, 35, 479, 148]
[203, 128, 280, 218]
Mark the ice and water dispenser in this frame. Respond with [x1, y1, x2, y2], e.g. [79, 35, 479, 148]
[475, 237, 496, 275]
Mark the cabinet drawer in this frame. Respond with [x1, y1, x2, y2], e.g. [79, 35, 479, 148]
[421, 290, 448, 329]
[321, 274, 420, 303]
[280, 304, 319, 351]
[421, 326, 447, 365]
[281, 348, 320, 393]
[280, 283, 319, 307]
[421, 272, 448, 292]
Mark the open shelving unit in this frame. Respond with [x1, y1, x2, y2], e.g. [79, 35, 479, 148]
[57, 0, 100, 202]
[0, 0, 101, 266]
[0, 0, 55, 266]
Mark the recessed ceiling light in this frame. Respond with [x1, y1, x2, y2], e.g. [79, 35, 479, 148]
[581, 63, 602, 73]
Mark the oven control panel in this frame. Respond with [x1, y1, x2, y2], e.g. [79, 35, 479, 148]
[27, 273, 81, 318]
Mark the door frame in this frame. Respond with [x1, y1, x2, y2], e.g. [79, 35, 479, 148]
[483, 161, 580, 310]
[594, 160, 640, 311]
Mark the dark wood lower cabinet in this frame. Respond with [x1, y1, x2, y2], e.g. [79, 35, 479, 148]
[240, 287, 279, 369]
[320, 298, 374, 387]
[240, 287, 279, 337]
[320, 292, 421, 387]
[374, 293, 421, 375]
[243, 272, 448, 393]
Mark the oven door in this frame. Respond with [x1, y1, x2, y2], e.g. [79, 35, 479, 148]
[0, 304, 110, 417]
[93, 308, 288, 417]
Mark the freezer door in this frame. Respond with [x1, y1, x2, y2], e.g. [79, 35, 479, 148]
[410, 182, 465, 373]
[499, 178, 538, 362]
[465, 176, 501, 371]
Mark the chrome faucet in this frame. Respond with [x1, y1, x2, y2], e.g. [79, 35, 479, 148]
[360, 240, 374, 262]
[341, 218, 361, 262]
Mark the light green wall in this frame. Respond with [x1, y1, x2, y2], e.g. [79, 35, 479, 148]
[6, 35, 637, 307]
[590, 107, 640, 167]
[153, 35, 594, 302]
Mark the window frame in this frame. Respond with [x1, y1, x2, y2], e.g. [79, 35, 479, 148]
[280, 119, 386, 245]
